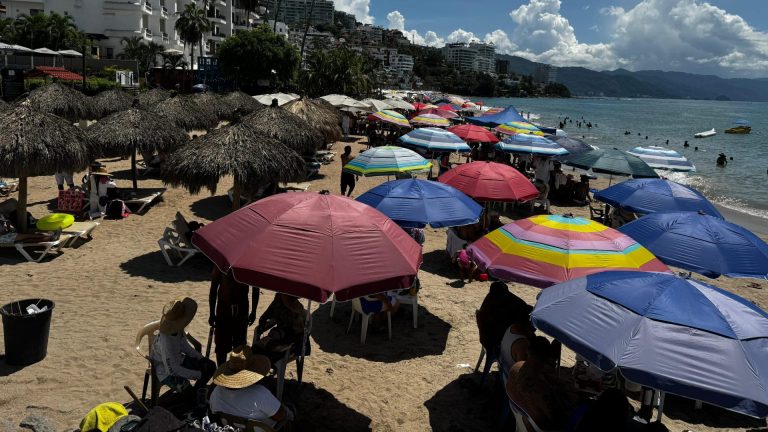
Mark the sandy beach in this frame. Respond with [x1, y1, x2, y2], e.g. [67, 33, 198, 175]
[1, 135, 767, 432]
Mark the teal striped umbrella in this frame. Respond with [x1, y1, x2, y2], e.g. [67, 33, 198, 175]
[343, 146, 432, 177]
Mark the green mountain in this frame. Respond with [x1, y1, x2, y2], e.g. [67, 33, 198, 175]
[495, 54, 768, 101]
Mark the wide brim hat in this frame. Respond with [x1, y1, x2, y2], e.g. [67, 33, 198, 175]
[92, 167, 112, 176]
[159, 297, 197, 334]
[213, 346, 272, 389]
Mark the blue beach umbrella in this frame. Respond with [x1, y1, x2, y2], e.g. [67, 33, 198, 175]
[495, 133, 569, 156]
[594, 178, 722, 217]
[628, 146, 696, 172]
[343, 146, 432, 177]
[532, 271, 768, 417]
[466, 105, 527, 127]
[398, 127, 471, 153]
[356, 178, 483, 228]
[619, 211, 768, 279]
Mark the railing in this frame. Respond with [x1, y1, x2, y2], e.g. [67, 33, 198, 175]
[161, 6, 168, 15]
[143, 1, 152, 12]
[162, 32, 169, 42]
[143, 28, 152, 37]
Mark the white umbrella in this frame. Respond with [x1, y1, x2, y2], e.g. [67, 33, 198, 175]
[162, 48, 183, 55]
[254, 93, 298, 106]
[11, 44, 33, 52]
[33, 47, 59, 55]
[320, 94, 367, 109]
[384, 98, 416, 111]
[57, 49, 83, 57]
[360, 98, 393, 112]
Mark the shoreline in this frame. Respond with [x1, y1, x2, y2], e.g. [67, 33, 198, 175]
[715, 204, 768, 236]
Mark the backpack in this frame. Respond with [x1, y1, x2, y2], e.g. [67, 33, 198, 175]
[105, 200, 130, 219]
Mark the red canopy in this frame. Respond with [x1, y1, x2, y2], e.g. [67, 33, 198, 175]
[437, 103, 458, 112]
[438, 161, 539, 202]
[412, 102, 428, 111]
[27, 66, 83, 81]
[448, 124, 499, 143]
[192, 193, 423, 303]
[414, 108, 458, 119]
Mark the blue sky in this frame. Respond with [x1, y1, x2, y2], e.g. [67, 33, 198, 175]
[332, 0, 768, 78]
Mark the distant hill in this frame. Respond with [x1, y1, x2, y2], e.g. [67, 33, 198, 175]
[495, 54, 768, 102]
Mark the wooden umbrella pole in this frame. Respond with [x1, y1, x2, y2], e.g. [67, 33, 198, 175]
[232, 181, 242, 211]
[131, 143, 139, 190]
[17, 177, 28, 233]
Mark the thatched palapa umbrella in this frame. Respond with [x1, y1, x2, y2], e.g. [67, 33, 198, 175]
[92, 88, 134, 118]
[284, 98, 342, 144]
[25, 82, 95, 122]
[151, 94, 219, 131]
[86, 100, 188, 189]
[0, 101, 91, 232]
[138, 88, 170, 108]
[221, 91, 263, 119]
[0, 99, 8, 111]
[243, 99, 324, 155]
[162, 114, 306, 210]
[190, 92, 229, 121]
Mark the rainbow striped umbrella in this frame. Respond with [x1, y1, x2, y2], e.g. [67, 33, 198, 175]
[496, 133, 569, 156]
[399, 127, 471, 152]
[368, 110, 411, 128]
[495, 121, 545, 136]
[343, 146, 432, 177]
[410, 113, 451, 127]
[467, 214, 670, 288]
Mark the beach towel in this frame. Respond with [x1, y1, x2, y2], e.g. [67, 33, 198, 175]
[58, 188, 84, 213]
[79, 402, 128, 432]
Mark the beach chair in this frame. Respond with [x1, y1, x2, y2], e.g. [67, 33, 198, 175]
[347, 298, 391, 344]
[0, 235, 72, 262]
[508, 399, 560, 432]
[122, 188, 165, 214]
[396, 279, 420, 329]
[214, 412, 278, 432]
[445, 227, 466, 259]
[134, 320, 202, 407]
[61, 221, 100, 247]
[157, 213, 199, 266]
[588, 202, 605, 224]
[0, 180, 18, 198]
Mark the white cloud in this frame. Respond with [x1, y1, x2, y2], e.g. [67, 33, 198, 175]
[590, 25, 599, 32]
[386, 10, 444, 48]
[582, 4, 590, 10]
[483, 29, 517, 55]
[446, 29, 479, 44]
[333, 0, 373, 24]
[600, 6, 625, 16]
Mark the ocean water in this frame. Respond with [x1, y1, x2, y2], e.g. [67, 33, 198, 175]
[482, 97, 768, 221]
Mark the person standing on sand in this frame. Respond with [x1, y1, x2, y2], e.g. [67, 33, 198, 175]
[209, 267, 259, 366]
[340, 146, 356, 197]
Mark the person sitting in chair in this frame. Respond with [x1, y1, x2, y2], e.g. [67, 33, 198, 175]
[254, 294, 309, 363]
[151, 297, 216, 393]
[209, 346, 294, 429]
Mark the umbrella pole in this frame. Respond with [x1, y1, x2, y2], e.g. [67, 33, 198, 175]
[298, 299, 312, 389]
[232, 181, 242, 211]
[131, 143, 138, 190]
[16, 177, 28, 233]
[656, 391, 666, 423]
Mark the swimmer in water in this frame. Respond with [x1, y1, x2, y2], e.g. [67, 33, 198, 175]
[716, 153, 728, 166]
[684, 140, 689, 147]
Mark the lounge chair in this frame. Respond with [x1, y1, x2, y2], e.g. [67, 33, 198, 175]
[61, 221, 100, 247]
[314, 150, 337, 164]
[0, 234, 73, 262]
[277, 182, 311, 192]
[0, 180, 18, 198]
[134, 319, 202, 407]
[157, 212, 200, 266]
[122, 188, 165, 214]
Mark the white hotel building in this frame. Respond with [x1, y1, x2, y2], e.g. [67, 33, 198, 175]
[0, 0, 281, 63]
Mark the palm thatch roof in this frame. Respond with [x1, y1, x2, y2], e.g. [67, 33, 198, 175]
[0, 99, 8, 111]
[92, 88, 134, 118]
[162, 121, 306, 195]
[86, 107, 187, 158]
[25, 82, 95, 121]
[222, 91, 264, 119]
[190, 92, 230, 121]
[138, 88, 170, 108]
[151, 94, 219, 131]
[284, 98, 342, 144]
[242, 102, 324, 154]
[0, 101, 91, 178]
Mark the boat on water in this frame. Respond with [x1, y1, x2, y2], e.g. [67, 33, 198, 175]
[725, 119, 751, 134]
[694, 128, 716, 138]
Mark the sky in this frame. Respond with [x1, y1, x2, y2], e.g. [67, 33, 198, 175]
[330, 0, 768, 78]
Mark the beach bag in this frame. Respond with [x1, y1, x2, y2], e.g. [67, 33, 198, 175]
[105, 200, 130, 220]
[58, 188, 85, 213]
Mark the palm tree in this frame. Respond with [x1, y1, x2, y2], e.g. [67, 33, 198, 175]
[144, 41, 165, 70]
[118, 36, 145, 61]
[14, 13, 50, 48]
[47, 13, 77, 50]
[161, 52, 188, 69]
[0, 17, 15, 42]
[175, 2, 211, 68]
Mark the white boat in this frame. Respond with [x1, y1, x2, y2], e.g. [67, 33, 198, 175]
[694, 128, 716, 138]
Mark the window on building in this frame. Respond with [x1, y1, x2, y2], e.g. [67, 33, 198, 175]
[106, 47, 114, 59]
[30, 8, 43, 15]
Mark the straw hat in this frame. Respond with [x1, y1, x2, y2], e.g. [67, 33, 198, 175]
[159, 297, 197, 334]
[213, 346, 271, 389]
[92, 166, 112, 176]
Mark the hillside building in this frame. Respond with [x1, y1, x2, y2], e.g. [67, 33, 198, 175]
[442, 41, 495, 75]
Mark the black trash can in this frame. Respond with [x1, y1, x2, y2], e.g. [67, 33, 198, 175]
[1, 299, 55, 365]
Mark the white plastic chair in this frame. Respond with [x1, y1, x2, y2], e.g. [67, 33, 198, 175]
[346, 298, 391, 344]
[157, 213, 199, 266]
[395, 292, 418, 328]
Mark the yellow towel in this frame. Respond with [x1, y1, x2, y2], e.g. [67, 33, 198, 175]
[79, 402, 128, 432]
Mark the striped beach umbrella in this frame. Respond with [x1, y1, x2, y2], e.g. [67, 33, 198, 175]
[628, 146, 696, 172]
[495, 121, 545, 136]
[410, 113, 451, 128]
[467, 214, 670, 288]
[496, 134, 569, 156]
[416, 108, 459, 119]
[399, 127, 471, 153]
[368, 110, 411, 128]
[343, 146, 432, 177]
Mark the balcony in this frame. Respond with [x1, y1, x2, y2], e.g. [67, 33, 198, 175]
[207, 10, 227, 24]
[216, 0, 226, 6]
[161, 32, 169, 43]
[209, 31, 226, 41]
[141, 27, 152, 40]
[141, 0, 152, 14]
[160, 5, 168, 17]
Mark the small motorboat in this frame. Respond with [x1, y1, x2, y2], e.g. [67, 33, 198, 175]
[725, 119, 751, 134]
[694, 128, 716, 138]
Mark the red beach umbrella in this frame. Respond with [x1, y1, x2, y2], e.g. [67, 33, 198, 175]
[438, 161, 539, 202]
[192, 192, 423, 303]
[437, 103, 459, 112]
[415, 108, 459, 119]
[448, 124, 500, 143]
[412, 102, 428, 111]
